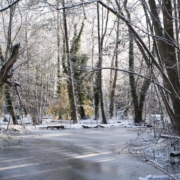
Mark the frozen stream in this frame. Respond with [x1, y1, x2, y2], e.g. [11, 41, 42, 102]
[0, 127, 179, 180]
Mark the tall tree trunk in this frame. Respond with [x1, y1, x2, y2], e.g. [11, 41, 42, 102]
[62, 0, 78, 123]
[56, 7, 61, 95]
[94, 76, 100, 120]
[109, 19, 119, 119]
[125, 0, 151, 123]
[128, 33, 140, 123]
[90, 18, 100, 120]
[70, 22, 89, 120]
[97, 3, 108, 124]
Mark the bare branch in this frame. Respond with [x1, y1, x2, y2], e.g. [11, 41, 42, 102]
[45, 0, 178, 97]
[85, 67, 171, 94]
[0, 0, 21, 12]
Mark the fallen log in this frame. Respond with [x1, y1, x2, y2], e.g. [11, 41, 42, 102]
[82, 125, 105, 128]
[170, 151, 180, 157]
[47, 125, 64, 129]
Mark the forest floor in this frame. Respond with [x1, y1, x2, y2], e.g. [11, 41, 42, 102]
[0, 118, 180, 180]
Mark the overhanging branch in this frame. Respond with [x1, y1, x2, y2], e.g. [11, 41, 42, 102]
[0, 0, 21, 12]
[85, 67, 171, 94]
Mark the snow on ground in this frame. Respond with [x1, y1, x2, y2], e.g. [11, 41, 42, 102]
[41, 118, 144, 128]
[0, 116, 140, 133]
[139, 174, 180, 180]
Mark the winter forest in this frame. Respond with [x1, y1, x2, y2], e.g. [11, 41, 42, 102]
[0, 0, 180, 132]
[1, 0, 180, 179]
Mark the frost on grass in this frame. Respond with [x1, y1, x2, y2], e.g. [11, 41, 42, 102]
[0, 125, 25, 147]
[129, 120, 180, 180]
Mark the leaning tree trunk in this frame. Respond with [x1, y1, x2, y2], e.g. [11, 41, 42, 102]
[2, 5, 18, 125]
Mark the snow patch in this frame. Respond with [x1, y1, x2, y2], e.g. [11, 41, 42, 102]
[139, 174, 180, 180]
